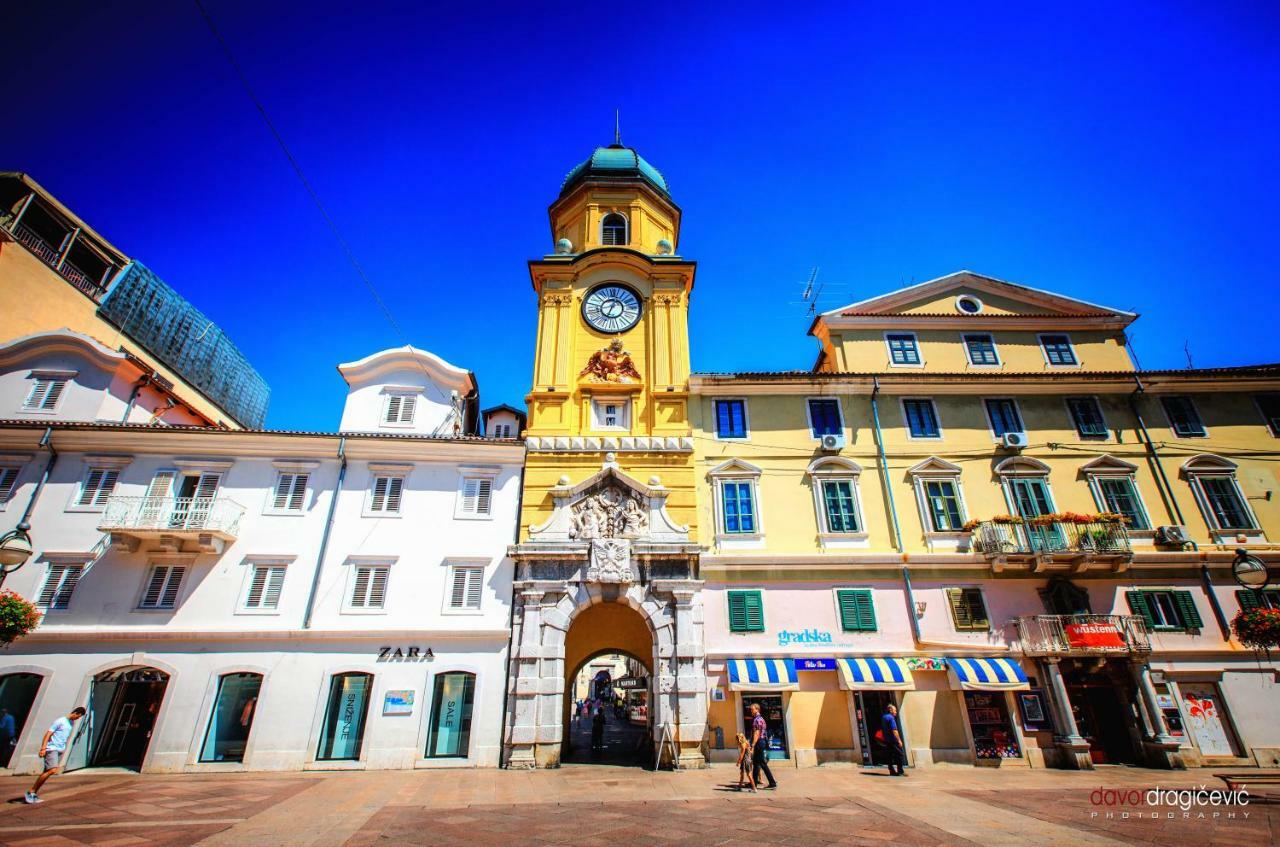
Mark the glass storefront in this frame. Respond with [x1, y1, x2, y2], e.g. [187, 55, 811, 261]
[200, 673, 263, 763]
[317, 672, 373, 761]
[426, 672, 475, 758]
[963, 691, 1020, 759]
[740, 694, 788, 757]
[0, 673, 42, 768]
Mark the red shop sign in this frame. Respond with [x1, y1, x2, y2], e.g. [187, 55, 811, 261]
[1064, 623, 1126, 648]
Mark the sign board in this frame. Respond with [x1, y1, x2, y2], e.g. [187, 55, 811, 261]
[904, 657, 948, 671]
[794, 658, 836, 671]
[1064, 622, 1125, 649]
[710, 688, 726, 702]
[615, 676, 648, 690]
[382, 690, 415, 716]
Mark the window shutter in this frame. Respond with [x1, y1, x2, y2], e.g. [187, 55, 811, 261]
[246, 566, 269, 607]
[264, 566, 285, 608]
[351, 567, 371, 606]
[38, 565, 67, 606]
[965, 588, 989, 628]
[368, 567, 388, 608]
[195, 473, 221, 500]
[287, 474, 307, 510]
[161, 567, 185, 607]
[142, 565, 184, 608]
[1125, 590, 1156, 628]
[385, 395, 402, 423]
[0, 467, 18, 503]
[1236, 590, 1261, 613]
[78, 469, 106, 506]
[465, 568, 482, 609]
[93, 469, 119, 505]
[475, 478, 491, 514]
[273, 474, 294, 510]
[461, 477, 492, 514]
[838, 589, 876, 632]
[728, 591, 763, 632]
[1173, 591, 1203, 630]
[743, 591, 763, 630]
[43, 378, 66, 408]
[385, 477, 404, 512]
[141, 566, 168, 607]
[947, 588, 970, 629]
[147, 470, 176, 498]
[52, 565, 82, 609]
[370, 477, 388, 511]
[450, 567, 468, 608]
[399, 395, 416, 422]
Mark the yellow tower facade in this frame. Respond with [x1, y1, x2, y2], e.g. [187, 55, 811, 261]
[521, 143, 698, 540]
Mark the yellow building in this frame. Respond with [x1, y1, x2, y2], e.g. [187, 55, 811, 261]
[693, 271, 1280, 771]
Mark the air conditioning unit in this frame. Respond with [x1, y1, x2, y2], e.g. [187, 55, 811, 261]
[819, 433, 846, 451]
[1155, 525, 1190, 546]
[1001, 432, 1028, 449]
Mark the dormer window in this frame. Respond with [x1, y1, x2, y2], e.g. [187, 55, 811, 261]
[601, 213, 628, 246]
[23, 375, 68, 411]
[383, 392, 417, 426]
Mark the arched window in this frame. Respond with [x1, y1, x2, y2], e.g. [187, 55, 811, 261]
[601, 213, 628, 246]
[200, 672, 263, 763]
[0, 673, 43, 768]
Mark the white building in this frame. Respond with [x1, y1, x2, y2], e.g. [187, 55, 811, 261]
[0, 336, 523, 773]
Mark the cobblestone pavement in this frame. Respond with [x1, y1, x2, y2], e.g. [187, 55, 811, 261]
[0, 764, 1274, 847]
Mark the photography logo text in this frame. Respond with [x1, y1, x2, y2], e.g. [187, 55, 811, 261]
[1090, 785, 1251, 820]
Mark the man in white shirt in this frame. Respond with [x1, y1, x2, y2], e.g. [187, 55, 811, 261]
[24, 707, 85, 804]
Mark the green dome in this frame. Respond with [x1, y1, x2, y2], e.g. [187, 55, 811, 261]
[560, 144, 669, 198]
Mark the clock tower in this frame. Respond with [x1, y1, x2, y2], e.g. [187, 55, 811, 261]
[505, 141, 706, 770]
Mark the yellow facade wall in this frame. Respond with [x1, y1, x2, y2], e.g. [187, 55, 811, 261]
[829, 328, 1133, 374]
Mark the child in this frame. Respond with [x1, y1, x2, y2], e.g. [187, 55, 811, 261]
[734, 732, 757, 792]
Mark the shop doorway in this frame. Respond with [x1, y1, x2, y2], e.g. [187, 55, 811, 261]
[70, 667, 170, 771]
[1068, 683, 1137, 765]
[0, 673, 43, 768]
[853, 691, 900, 766]
[740, 695, 789, 758]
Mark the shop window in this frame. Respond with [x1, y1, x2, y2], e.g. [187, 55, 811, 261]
[317, 672, 372, 761]
[963, 692, 1021, 759]
[740, 695, 788, 757]
[727, 590, 764, 632]
[947, 587, 989, 631]
[0, 673, 43, 768]
[425, 672, 475, 758]
[199, 672, 262, 763]
[1125, 589, 1202, 632]
[836, 589, 876, 632]
[714, 399, 748, 439]
[1236, 589, 1280, 612]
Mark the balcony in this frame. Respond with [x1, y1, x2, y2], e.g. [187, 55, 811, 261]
[972, 519, 1132, 573]
[1015, 614, 1151, 657]
[98, 496, 245, 554]
[4, 221, 111, 301]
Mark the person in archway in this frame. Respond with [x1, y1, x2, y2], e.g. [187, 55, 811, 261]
[882, 702, 907, 777]
[749, 703, 777, 789]
[591, 706, 606, 754]
[24, 706, 86, 804]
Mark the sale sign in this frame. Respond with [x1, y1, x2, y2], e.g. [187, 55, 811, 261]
[1064, 622, 1126, 649]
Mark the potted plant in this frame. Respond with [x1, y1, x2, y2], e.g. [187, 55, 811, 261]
[1232, 606, 1280, 651]
[0, 590, 41, 647]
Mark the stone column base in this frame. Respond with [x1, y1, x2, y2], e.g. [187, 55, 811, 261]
[1141, 740, 1186, 770]
[1052, 739, 1094, 770]
[674, 743, 708, 770]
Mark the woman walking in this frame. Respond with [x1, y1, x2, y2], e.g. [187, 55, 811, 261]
[734, 732, 757, 792]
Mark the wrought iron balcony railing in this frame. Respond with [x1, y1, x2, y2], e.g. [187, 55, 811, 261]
[1015, 614, 1151, 656]
[973, 520, 1131, 558]
[3, 221, 109, 301]
[98, 495, 245, 538]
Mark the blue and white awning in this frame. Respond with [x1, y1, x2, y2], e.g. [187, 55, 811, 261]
[726, 658, 799, 691]
[836, 657, 914, 690]
[946, 657, 1030, 691]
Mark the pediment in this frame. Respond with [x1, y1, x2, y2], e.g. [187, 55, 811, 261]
[1181, 453, 1237, 474]
[908, 456, 963, 476]
[561, 464, 657, 499]
[995, 455, 1051, 476]
[707, 458, 763, 477]
[1079, 454, 1139, 475]
[806, 456, 864, 475]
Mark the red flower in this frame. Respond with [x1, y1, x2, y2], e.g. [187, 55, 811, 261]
[1232, 607, 1280, 650]
[0, 589, 42, 646]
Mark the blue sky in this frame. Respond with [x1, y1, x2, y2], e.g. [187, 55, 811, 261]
[3, 1, 1277, 430]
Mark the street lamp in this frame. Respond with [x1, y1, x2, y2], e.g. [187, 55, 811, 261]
[0, 526, 34, 588]
[1231, 548, 1271, 593]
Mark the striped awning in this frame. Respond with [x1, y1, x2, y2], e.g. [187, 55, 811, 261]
[726, 658, 799, 691]
[837, 657, 914, 690]
[946, 657, 1030, 691]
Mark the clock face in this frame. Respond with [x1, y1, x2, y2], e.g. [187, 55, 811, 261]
[582, 285, 642, 333]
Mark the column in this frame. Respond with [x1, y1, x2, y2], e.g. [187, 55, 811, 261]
[1041, 657, 1092, 770]
[1130, 660, 1174, 743]
[506, 586, 545, 767]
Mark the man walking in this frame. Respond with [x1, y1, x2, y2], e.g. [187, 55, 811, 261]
[749, 703, 777, 789]
[881, 702, 907, 776]
[24, 706, 85, 804]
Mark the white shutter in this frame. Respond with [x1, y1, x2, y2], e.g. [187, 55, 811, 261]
[351, 567, 371, 607]
[245, 566, 270, 607]
[368, 567, 389, 608]
[370, 477, 389, 511]
[398, 395, 416, 423]
[450, 567, 467, 608]
[385, 477, 403, 513]
[461, 478, 492, 515]
[141, 566, 169, 607]
[160, 566, 185, 607]
[465, 567, 483, 609]
[475, 478, 491, 515]
[287, 474, 307, 510]
[264, 566, 286, 608]
[77, 468, 107, 506]
[273, 473, 308, 511]
[195, 473, 221, 500]
[147, 470, 176, 498]
[42, 379, 66, 409]
[272, 474, 293, 510]
[384, 395, 402, 423]
[0, 467, 18, 503]
[24, 378, 67, 410]
[39, 564, 82, 608]
[246, 565, 285, 609]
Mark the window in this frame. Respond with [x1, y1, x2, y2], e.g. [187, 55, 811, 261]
[720, 480, 757, 534]
[38, 563, 83, 610]
[1095, 476, 1150, 530]
[922, 479, 964, 531]
[1198, 477, 1253, 530]
[317, 672, 372, 761]
[492, 423, 512, 438]
[1066, 397, 1107, 438]
[1237, 589, 1280, 612]
[591, 398, 630, 431]
[270, 472, 308, 512]
[383, 393, 417, 425]
[243, 564, 286, 610]
[447, 565, 484, 611]
[963, 334, 999, 366]
[601, 213, 628, 246]
[1126, 589, 1202, 632]
[1040, 334, 1077, 365]
[903, 398, 940, 438]
[946, 588, 989, 631]
[984, 398, 1024, 437]
[1255, 393, 1280, 437]
[369, 475, 404, 514]
[886, 333, 921, 365]
[426, 672, 476, 758]
[23, 377, 67, 411]
[956, 295, 983, 314]
[820, 479, 860, 533]
[715, 399, 748, 439]
[457, 476, 493, 516]
[139, 565, 186, 609]
[200, 673, 263, 763]
[1162, 396, 1205, 437]
[74, 467, 119, 509]
[836, 589, 876, 632]
[807, 398, 842, 437]
[0, 466, 20, 507]
[349, 565, 390, 609]
[727, 590, 764, 632]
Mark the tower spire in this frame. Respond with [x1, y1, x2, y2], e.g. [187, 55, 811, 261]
[614, 109, 621, 146]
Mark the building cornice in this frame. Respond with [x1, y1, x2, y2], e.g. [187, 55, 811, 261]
[21, 627, 513, 642]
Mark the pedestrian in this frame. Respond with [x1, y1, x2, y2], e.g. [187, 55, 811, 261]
[748, 703, 777, 789]
[591, 706, 605, 753]
[25, 706, 86, 804]
[881, 702, 907, 777]
[734, 731, 757, 792]
[0, 708, 16, 767]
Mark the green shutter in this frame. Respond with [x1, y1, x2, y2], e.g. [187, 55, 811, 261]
[1236, 590, 1261, 613]
[1125, 590, 1156, 629]
[964, 588, 989, 629]
[728, 590, 764, 632]
[838, 589, 876, 632]
[1174, 591, 1203, 630]
[948, 588, 987, 631]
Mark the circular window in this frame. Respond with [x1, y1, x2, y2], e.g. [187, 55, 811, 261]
[956, 295, 983, 314]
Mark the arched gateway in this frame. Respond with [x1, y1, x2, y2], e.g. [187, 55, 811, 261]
[504, 461, 706, 768]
